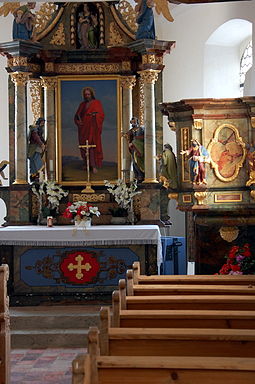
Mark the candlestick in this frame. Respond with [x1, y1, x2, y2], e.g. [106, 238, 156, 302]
[49, 160, 54, 172]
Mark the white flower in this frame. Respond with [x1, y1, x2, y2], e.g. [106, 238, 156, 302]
[105, 179, 141, 210]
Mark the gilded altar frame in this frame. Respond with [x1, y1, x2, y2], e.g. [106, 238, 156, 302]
[56, 75, 122, 186]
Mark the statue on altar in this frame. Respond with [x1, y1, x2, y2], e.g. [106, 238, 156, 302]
[77, 3, 99, 49]
[74, 87, 104, 174]
[27, 118, 46, 181]
[135, 0, 155, 40]
[12, 2, 36, 40]
[157, 144, 177, 189]
[181, 139, 210, 185]
[127, 117, 145, 182]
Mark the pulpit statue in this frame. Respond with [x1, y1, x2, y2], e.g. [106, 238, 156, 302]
[157, 144, 177, 189]
[79, 140, 96, 193]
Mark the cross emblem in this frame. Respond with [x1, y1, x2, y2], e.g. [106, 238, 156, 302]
[67, 254, 92, 280]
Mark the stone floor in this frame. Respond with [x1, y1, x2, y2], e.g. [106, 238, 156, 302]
[11, 348, 85, 384]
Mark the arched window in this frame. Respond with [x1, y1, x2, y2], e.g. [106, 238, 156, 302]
[240, 40, 252, 96]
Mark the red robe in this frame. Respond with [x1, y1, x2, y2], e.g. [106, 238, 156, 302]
[74, 99, 104, 168]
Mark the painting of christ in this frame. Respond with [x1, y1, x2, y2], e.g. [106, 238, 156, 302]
[57, 76, 121, 185]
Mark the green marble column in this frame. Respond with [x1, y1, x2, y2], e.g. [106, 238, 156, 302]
[10, 72, 30, 185]
[138, 69, 160, 183]
[41, 77, 57, 181]
[120, 76, 136, 182]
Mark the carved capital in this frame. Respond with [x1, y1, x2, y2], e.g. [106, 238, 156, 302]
[10, 72, 31, 86]
[120, 76, 136, 89]
[29, 79, 42, 124]
[194, 191, 207, 205]
[41, 77, 58, 90]
[138, 69, 161, 84]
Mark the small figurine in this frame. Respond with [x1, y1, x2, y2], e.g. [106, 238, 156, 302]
[27, 118, 46, 181]
[157, 143, 177, 189]
[0, 160, 9, 185]
[135, 0, 155, 40]
[77, 3, 99, 49]
[180, 139, 210, 185]
[12, 2, 36, 40]
[126, 117, 145, 182]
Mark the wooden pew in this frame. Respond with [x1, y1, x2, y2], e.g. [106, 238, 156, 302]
[131, 261, 255, 286]
[73, 327, 255, 384]
[99, 307, 255, 357]
[0, 264, 10, 384]
[112, 290, 255, 329]
[118, 279, 255, 311]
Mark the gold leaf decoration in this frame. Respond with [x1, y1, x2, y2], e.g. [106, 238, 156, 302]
[50, 23, 65, 46]
[117, 0, 137, 32]
[34, 3, 58, 35]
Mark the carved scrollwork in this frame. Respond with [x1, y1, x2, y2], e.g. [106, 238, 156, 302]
[73, 194, 106, 202]
[139, 77, 145, 126]
[50, 22, 65, 46]
[55, 63, 125, 74]
[33, 3, 58, 35]
[117, 0, 137, 33]
[109, 22, 124, 46]
[194, 191, 207, 205]
[29, 79, 42, 124]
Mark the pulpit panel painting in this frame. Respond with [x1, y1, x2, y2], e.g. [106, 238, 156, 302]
[57, 76, 121, 185]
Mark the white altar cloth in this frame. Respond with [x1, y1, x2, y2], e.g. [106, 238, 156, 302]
[0, 225, 162, 270]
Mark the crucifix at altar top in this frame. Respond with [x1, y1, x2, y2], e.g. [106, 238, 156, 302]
[79, 140, 96, 193]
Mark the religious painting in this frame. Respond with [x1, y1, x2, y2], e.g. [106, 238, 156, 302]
[208, 124, 246, 182]
[56, 75, 121, 186]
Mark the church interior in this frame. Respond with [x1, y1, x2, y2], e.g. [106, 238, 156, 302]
[0, 0, 255, 383]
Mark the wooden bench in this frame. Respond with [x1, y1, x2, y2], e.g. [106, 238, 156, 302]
[99, 307, 255, 357]
[112, 290, 255, 329]
[0, 264, 10, 384]
[131, 261, 255, 286]
[118, 279, 255, 311]
[73, 328, 255, 384]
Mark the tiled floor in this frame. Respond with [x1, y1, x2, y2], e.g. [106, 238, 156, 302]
[11, 348, 85, 384]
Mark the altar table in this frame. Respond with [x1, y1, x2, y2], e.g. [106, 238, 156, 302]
[0, 225, 161, 305]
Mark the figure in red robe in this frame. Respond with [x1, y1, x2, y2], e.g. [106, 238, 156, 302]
[74, 87, 104, 173]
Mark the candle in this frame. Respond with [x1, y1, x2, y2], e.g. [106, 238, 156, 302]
[49, 160, 54, 172]
[39, 171, 44, 183]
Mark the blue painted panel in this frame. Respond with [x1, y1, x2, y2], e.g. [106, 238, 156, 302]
[20, 247, 138, 287]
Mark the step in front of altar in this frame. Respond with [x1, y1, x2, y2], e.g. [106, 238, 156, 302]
[10, 305, 100, 349]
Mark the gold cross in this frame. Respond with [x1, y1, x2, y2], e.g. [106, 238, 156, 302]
[67, 254, 92, 280]
[79, 139, 96, 193]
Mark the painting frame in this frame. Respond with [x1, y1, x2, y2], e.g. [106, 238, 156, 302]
[56, 75, 122, 186]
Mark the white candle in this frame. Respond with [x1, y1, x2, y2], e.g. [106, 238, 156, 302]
[49, 160, 54, 172]
[39, 171, 44, 183]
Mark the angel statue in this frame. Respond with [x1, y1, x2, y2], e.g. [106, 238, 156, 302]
[135, 0, 173, 40]
[0, 2, 36, 40]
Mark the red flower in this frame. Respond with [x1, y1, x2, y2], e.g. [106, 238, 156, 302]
[231, 264, 241, 272]
[219, 263, 231, 275]
[243, 249, 252, 257]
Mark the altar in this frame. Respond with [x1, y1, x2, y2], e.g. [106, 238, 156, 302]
[0, 225, 161, 305]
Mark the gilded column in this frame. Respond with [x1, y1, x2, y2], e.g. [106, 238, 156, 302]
[138, 69, 160, 183]
[10, 72, 31, 184]
[41, 77, 58, 180]
[120, 76, 136, 181]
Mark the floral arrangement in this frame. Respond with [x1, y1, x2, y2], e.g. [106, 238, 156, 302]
[62, 201, 100, 222]
[32, 180, 68, 222]
[104, 179, 141, 217]
[218, 243, 255, 275]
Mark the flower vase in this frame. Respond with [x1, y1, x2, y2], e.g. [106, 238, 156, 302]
[74, 217, 92, 228]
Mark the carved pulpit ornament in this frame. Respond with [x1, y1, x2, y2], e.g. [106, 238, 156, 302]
[208, 124, 246, 182]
